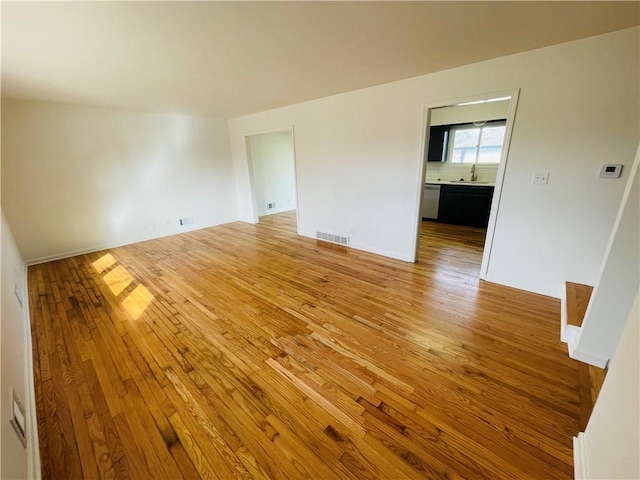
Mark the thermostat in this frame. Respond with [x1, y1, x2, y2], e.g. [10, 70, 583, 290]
[599, 164, 623, 179]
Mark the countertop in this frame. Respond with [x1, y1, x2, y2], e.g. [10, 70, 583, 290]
[425, 180, 495, 187]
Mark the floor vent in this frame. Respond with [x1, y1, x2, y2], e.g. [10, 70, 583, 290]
[316, 231, 349, 246]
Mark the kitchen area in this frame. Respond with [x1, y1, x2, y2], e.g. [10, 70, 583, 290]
[422, 180, 495, 228]
[421, 97, 510, 229]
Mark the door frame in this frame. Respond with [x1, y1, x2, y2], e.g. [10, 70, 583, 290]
[411, 88, 521, 280]
[244, 126, 300, 234]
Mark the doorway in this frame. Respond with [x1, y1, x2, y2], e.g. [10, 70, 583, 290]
[414, 91, 519, 280]
[245, 128, 298, 227]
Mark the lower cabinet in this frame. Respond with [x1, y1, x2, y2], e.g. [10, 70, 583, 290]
[437, 185, 494, 228]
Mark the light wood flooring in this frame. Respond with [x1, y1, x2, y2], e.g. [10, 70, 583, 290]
[29, 211, 585, 479]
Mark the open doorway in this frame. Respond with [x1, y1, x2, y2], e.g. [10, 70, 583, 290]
[246, 128, 298, 230]
[414, 91, 519, 280]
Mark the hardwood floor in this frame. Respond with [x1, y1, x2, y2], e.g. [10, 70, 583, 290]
[29, 211, 584, 479]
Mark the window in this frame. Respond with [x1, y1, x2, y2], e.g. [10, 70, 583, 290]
[449, 121, 506, 164]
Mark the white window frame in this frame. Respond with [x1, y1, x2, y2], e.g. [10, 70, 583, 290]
[448, 120, 507, 165]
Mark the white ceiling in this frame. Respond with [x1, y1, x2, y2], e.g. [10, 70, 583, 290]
[2, 1, 638, 119]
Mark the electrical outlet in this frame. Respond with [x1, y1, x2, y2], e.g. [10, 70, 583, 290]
[179, 216, 194, 226]
[268, 203, 276, 209]
[532, 172, 549, 185]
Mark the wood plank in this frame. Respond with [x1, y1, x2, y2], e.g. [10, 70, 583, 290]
[577, 361, 608, 431]
[29, 212, 583, 479]
[566, 281, 594, 327]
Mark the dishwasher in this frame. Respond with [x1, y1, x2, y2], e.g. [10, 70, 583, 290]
[422, 184, 441, 220]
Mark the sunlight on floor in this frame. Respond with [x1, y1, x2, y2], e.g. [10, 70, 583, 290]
[102, 265, 134, 296]
[92, 252, 154, 319]
[122, 284, 154, 320]
[92, 253, 117, 273]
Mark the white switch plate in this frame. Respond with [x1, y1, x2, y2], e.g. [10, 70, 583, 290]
[10, 388, 27, 448]
[532, 172, 549, 184]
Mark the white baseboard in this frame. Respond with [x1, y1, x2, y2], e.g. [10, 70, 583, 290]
[573, 432, 589, 479]
[560, 285, 595, 347]
[25, 220, 235, 266]
[258, 207, 296, 217]
[568, 340, 609, 368]
[480, 272, 562, 299]
[560, 294, 569, 342]
[562, 288, 609, 368]
[564, 325, 581, 346]
[23, 265, 41, 479]
[349, 241, 414, 262]
[295, 229, 413, 262]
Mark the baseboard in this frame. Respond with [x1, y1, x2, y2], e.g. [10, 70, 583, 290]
[22, 265, 41, 479]
[258, 207, 296, 217]
[573, 432, 589, 479]
[564, 325, 581, 346]
[569, 341, 609, 369]
[343, 241, 414, 262]
[560, 294, 569, 342]
[480, 272, 562, 299]
[295, 229, 413, 263]
[25, 219, 236, 266]
[563, 290, 608, 368]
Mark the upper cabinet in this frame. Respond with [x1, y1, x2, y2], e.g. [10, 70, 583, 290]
[427, 126, 449, 162]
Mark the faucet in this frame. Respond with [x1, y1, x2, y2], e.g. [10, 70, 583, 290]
[470, 164, 478, 182]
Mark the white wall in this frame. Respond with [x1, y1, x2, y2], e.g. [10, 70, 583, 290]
[572, 146, 640, 366]
[2, 100, 238, 263]
[1, 212, 35, 479]
[229, 27, 639, 297]
[247, 130, 296, 216]
[575, 289, 639, 480]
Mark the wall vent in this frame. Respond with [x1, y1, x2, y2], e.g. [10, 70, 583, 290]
[316, 231, 350, 246]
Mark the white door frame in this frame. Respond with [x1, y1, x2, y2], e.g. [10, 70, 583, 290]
[244, 126, 300, 234]
[411, 88, 521, 280]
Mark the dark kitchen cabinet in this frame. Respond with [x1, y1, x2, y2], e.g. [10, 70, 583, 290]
[427, 126, 449, 162]
[437, 185, 494, 228]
